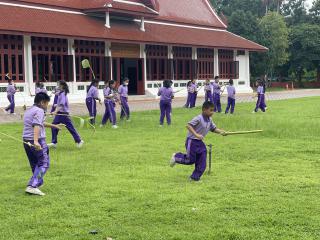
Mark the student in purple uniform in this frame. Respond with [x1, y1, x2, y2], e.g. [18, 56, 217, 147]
[158, 80, 174, 126]
[212, 76, 222, 113]
[184, 81, 192, 108]
[204, 78, 213, 103]
[86, 79, 102, 125]
[189, 79, 198, 108]
[118, 78, 130, 121]
[253, 81, 266, 113]
[101, 80, 119, 129]
[170, 101, 227, 181]
[225, 79, 236, 114]
[49, 81, 84, 148]
[50, 81, 61, 113]
[23, 92, 63, 196]
[4, 74, 18, 115]
[30, 82, 47, 97]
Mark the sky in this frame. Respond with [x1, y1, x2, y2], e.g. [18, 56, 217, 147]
[305, 0, 314, 10]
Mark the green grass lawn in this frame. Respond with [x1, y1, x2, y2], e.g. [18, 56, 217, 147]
[1, 97, 320, 240]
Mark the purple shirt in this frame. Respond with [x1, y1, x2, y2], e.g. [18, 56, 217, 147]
[187, 114, 216, 139]
[227, 85, 236, 99]
[188, 83, 197, 93]
[212, 82, 221, 95]
[104, 87, 117, 102]
[23, 105, 46, 140]
[118, 85, 128, 98]
[204, 84, 212, 93]
[7, 84, 16, 96]
[35, 87, 47, 94]
[57, 92, 69, 113]
[158, 87, 174, 101]
[86, 86, 99, 99]
[54, 87, 61, 95]
[257, 86, 264, 95]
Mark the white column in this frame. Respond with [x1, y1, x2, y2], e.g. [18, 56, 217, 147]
[140, 43, 147, 89]
[140, 17, 145, 32]
[168, 45, 173, 81]
[23, 35, 33, 94]
[245, 50, 250, 88]
[105, 41, 112, 80]
[68, 38, 76, 93]
[214, 48, 219, 78]
[192, 47, 198, 82]
[105, 11, 110, 28]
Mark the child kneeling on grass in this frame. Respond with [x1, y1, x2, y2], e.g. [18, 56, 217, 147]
[23, 92, 64, 196]
[170, 101, 227, 181]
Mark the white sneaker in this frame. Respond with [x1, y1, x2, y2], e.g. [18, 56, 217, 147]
[159, 125, 163, 128]
[47, 143, 57, 149]
[126, 119, 131, 122]
[99, 124, 104, 128]
[170, 153, 176, 167]
[252, 111, 256, 114]
[112, 125, 118, 129]
[11, 113, 16, 115]
[25, 186, 45, 196]
[76, 140, 84, 148]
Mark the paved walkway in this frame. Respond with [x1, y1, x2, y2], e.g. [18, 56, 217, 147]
[0, 89, 319, 124]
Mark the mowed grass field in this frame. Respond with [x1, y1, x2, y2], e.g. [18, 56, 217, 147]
[0, 97, 320, 240]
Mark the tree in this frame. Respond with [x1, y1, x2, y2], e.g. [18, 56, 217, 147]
[258, 12, 289, 76]
[282, 0, 309, 25]
[309, 0, 320, 24]
[289, 23, 320, 81]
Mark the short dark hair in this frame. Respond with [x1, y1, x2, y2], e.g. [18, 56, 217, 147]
[109, 80, 115, 86]
[202, 101, 214, 110]
[34, 92, 50, 104]
[214, 76, 219, 80]
[229, 79, 233, 85]
[163, 80, 171, 88]
[123, 77, 129, 82]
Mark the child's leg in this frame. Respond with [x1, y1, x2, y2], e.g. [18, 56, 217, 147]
[27, 140, 50, 188]
[254, 96, 261, 112]
[101, 102, 110, 125]
[217, 95, 221, 112]
[159, 101, 165, 125]
[165, 102, 171, 125]
[63, 115, 81, 143]
[205, 92, 208, 102]
[231, 99, 235, 114]
[109, 102, 117, 125]
[190, 142, 207, 181]
[185, 93, 191, 107]
[209, 92, 214, 103]
[92, 101, 97, 124]
[213, 94, 217, 112]
[86, 99, 94, 124]
[174, 139, 197, 165]
[259, 95, 266, 112]
[24, 142, 38, 173]
[51, 115, 61, 144]
[225, 97, 231, 114]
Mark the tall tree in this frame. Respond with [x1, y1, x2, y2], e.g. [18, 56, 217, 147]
[309, 0, 320, 24]
[289, 23, 320, 81]
[258, 12, 289, 76]
[282, 0, 309, 25]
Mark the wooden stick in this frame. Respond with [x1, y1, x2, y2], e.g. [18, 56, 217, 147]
[0, 132, 36, 148]
[226, 130, 263, 136]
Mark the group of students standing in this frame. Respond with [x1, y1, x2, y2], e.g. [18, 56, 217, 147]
[85, 78, 131, 129]
[185, 76, 236, 114]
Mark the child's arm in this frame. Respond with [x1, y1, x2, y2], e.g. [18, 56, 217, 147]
[44, 122, 65, 130]
[213, 128, 227, 136]
[33, 126, 42, 150]
[186, 124, 203, 140]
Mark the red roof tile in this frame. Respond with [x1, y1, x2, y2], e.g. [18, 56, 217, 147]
[0, 5, 267, 51]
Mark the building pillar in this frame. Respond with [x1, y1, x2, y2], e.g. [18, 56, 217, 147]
[23, 35, 33, 94]
[105, 41, 112, 81]
[245, 50, 250, 87]
[192, 47, 197, 81]
[140, 43, 147, 90]
[214, 48, 219, 78]
[68, 38, 76, 93]
[168, 45, 173, 81]
[105, 11, 110, 28]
